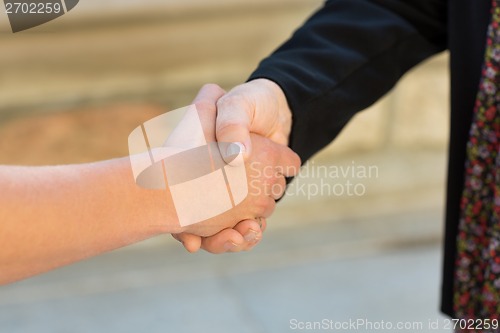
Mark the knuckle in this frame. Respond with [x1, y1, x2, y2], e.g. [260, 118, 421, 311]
[262, 171, 277, 186]
[265, 200, 277, 217]
[252, 196, 271, 215]
[292, 152, 302, 169]
[202, 83, 224, 94]
[216, 120, 241, 135]
[217, 93, 243, 109]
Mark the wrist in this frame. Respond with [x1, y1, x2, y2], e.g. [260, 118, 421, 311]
[113, 157, 182, 236]
[252, 78, 293, 146]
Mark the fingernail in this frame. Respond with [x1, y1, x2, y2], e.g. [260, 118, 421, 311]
[244, 230, 259, 242]
[223, 241, 238, 251]
[226, 142, 245, 157]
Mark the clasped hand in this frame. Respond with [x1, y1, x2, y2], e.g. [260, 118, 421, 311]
[170, 81, 299, 253]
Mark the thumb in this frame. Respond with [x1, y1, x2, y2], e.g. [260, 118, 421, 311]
[216, 95, 253, 163]
[172, 233, 202, 253]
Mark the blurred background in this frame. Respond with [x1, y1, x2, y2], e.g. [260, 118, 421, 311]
[0, 1, 452, 332]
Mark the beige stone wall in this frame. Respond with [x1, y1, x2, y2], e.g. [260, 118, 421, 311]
[0, 1, 322, 117]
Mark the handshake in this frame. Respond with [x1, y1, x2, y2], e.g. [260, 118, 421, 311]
[0, 78, 300, 285]
[132, 79, 301, 254]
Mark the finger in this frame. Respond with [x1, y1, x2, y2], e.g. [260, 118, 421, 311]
[270, 176, 287, 200]
[231, 219, 265, 252]
[276, 146, 301, 177]
[192, 84, 226, 141]
[259, 217, 268, 233]
[172, 233, 202, 253]
[200, 229, 245, 254]
[200, 217, 267, 254]
[192, 83, 226, 109]
[253, 196, 277, 219]
[216, 94, 253, 161]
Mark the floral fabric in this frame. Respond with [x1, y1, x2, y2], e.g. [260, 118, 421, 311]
[454, 0, 500, 324]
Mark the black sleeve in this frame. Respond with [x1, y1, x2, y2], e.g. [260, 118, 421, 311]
[248, 0, 448, 161]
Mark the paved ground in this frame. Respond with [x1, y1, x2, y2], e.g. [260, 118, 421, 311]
[0, 208, 451, 333]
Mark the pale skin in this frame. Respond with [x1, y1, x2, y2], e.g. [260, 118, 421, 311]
[174, 79, 295, 253]
[0, 84, 300, 285]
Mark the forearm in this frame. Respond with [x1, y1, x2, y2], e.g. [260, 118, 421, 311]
[0, 157, 177, 284]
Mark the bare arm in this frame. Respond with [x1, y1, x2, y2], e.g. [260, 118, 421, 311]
[0, 158, 176, 285]
[0, 84, 300, 284]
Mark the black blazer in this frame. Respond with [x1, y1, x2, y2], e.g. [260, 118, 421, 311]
[249, 0, 492, 318]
